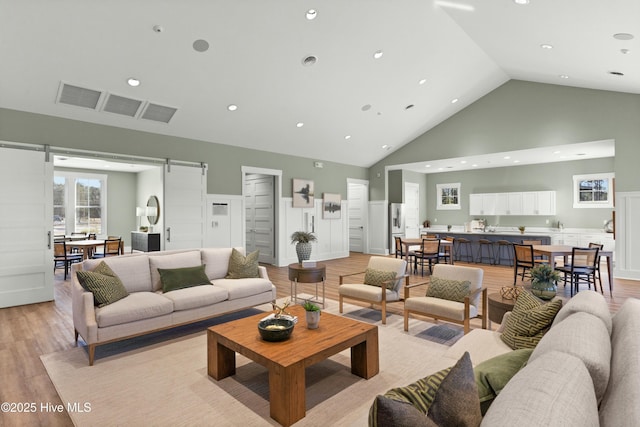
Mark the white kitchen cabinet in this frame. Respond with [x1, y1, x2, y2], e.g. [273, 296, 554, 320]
[523, 191, 556, 215]
[471, 191, 555, 216]
[469, 193, 496, 215]
[495, 192, 522, 215]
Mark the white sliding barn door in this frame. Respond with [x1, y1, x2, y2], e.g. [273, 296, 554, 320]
[164, 163, 207, 250]
[0, 147, 53, 308]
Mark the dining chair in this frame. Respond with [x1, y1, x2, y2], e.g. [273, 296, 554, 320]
[439, 236, 454, 265]
[338, 256, 408, 324]
[522, 239, 544, 260]
[413, 238, 441, 276]
[588, 242, 607, 295]
[394, 236, 414, 265]
[92, 237, 121, 258]
[512, 243, 548, 285]
[554, 247, 600, 296]
[54, 241, 83, 279]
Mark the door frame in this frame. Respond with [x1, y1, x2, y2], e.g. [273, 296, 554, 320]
[241, 166, 282, 265]
[347, 178, 370, 254]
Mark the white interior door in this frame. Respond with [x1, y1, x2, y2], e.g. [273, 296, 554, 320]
[245, 174, 275, 264]
[348, 181, 368, 252]
[164, 163, 206, 250]
[404, 182, 420, 238]
[0, 147, 53, 308]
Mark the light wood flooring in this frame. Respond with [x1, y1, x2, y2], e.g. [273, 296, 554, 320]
[1, 253, 638, 426]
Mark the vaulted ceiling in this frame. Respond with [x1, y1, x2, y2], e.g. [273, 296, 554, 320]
[1, 0, 638, 168]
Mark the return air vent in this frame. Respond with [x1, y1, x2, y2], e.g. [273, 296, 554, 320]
[57, 83, 102, 109]
[102, 94, 143, 117]
[141, 103, 177, 123]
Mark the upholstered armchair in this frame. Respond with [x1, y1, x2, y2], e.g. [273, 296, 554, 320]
[338, 256, 408, 324]
[403, 264, 487, 334]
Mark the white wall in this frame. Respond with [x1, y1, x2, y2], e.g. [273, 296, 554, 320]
[615, 192, 640, 280]
[136, 167, 164, 247]
[368, 201, 388, 255]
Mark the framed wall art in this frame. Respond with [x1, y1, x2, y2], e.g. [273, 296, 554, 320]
[436, 183, 461, 210]
[292, 178, 314, 208]
[322, 193, 341, 219]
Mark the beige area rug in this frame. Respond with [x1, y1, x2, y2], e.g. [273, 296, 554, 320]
[41, 298, 462, 426]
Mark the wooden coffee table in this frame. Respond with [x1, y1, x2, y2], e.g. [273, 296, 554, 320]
[207, 305, 379, 426]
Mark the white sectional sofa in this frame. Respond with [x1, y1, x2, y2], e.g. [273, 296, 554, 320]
[71, 248, 276, 365]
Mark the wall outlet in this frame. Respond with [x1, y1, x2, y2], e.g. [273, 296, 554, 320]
[545, 219, 549, 224]
[434, 218, 437, 222]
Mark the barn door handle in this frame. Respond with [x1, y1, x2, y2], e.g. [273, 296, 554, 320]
[166, 227, 171, 242]
[47, 231, 52, 249]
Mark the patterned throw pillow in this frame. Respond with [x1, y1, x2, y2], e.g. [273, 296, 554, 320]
[158, 265, 211, 293]
[425, 277, 471, 303]
[364, 268, 398, 290]
[76, 261, 129, 307]
[500, 290, 563, 350]
[225, 248, 260, 279]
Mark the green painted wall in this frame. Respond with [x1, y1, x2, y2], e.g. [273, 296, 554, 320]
[0, 108, 368, 198]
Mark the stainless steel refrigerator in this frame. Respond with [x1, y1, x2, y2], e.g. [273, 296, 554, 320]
[389, 203, 405, 254]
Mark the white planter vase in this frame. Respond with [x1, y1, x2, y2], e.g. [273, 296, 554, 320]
[305, 310, 320, 329]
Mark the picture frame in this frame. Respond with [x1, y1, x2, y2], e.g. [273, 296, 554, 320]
[322, 193, 341, 219]
[292, 178, 314, 208]
[573, 173, 614, 208]
[436, 183, 461, 210]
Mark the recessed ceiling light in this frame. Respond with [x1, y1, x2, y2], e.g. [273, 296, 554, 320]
[460, 160, 467, 164]
[361, 104, 372, 111]
[345, 135, 351, 140]
[438, 167, 444, 171]
[373, 50, 384, 59]
[513, 160, 520, 163]
[621, 48, 630, 54]
[513, 0, 529, 4]
[451, 98, 459, 104]
[435, 1, 475, 11]
[127, 78, 140, 87]
[296, 122, 304, 128]
[418, 78, 427, 85]
[306, 9, 317, 20]
[152, 25, 164, 33]
[609, 71, 625, 76]
[425, 164, 431, 168]
[193, 39, 210, 52]
[553, 150, 562, 154]
[382, 144, 393, 150]
[613, 33, 634, 41]
[472, 164, 478, 167]
[559, 74, 569, 79]
[227, 104, 238, 111]
[405, 104, 415, 110]
[540, 44, 553, 49]
[504, 156, 511, 160]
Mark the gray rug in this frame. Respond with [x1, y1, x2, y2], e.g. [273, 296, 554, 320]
[41, 299, 459, 426]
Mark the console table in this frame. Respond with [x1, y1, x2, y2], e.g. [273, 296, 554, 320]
[131, 231, 161, 252]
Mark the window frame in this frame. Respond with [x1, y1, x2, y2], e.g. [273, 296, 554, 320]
[436, 182, 461, 210]
[572, 172, 614, 209]
[54, 171, 108, 234]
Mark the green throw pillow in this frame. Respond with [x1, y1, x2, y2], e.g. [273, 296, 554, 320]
[500, 291, 563, 350]
[364, 268, 398, 290]
[425, 277, 471, 303]
[474, 348, 533, 415]
[76, 261, 128, 307]
[158, 264, 211, 293]
[225, 248, 260, 279]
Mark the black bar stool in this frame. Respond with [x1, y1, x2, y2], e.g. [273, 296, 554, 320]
[477, 239, 495, 264]
[495, 240, 513, 266]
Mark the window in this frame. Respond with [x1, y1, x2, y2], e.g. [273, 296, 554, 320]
[573, 173, 614, 209]
[54, 172, 107, 234]
[436, 183, 461, 210]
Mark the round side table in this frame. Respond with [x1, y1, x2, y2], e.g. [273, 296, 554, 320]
[487, 292, 516, 329]
[288, 263, 326, 307]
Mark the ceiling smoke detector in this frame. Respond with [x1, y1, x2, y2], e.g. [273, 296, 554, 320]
[152, 25, 164, 33]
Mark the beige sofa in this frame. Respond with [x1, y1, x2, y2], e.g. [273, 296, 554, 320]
[441, 290, 640, 426]
[71, 248, 276, 365]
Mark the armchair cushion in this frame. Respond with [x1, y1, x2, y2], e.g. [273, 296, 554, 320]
[226, 248, 260, 279]
[500, 291, 562, 350]
[425, 277, 471, 302]
[76, 261, 129, 308]
[364, 268, 398, 290]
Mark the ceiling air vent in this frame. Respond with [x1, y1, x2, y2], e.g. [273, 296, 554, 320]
[102, 94, 143, 117]
[140, 103, 177, 123]
[57, 83, 102, 109]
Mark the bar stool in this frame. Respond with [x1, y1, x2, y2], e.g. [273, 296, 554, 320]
[477, 239, 495, 264]
[455, 237, 474, 263]
[495, 240, 513, 266]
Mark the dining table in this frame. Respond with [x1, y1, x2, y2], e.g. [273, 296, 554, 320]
[66, 239, 105, 260]
[532, 244, 614, 293]
[399, 238, 454, 270]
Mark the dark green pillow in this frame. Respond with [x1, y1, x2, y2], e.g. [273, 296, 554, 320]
[158, 264, 211, 293]
[364, 268, 398, 290]
[500, 291, 563, 350]
[76, 261, 128, 307]
[425, 277, 471, 302]
[474, 348, 533, 414]
[225, 248, 260, 279]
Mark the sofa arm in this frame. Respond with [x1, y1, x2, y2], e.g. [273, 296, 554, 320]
[258, 265, 269, 280]
[71, 264, 99, 345]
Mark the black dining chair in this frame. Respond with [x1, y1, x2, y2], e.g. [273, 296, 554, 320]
[555, 247, 600, 296]
[54, 240, 83, 279]
[414, 238, 441, 276]
[92, 237, 121, 258]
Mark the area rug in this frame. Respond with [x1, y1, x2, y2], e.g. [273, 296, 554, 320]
[41, 299, 461, 426]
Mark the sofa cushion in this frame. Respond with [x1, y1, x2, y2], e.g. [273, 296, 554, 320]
[500, 291, 562, 350]
[95, 292, 174, 328]
[598, 298, 640, 426]
[148, 251, 202, 291]
[158, 265, 211, 293]
[201, 247, 235, 280]
[161, 284, 229, 311]
[445, 329, 513, 366]
[364, 268, 397, 290]
[530, 311, 611, 403]
[83, 254, 152, 293]
[226, 248, 260, 279]
[76, 262, 129, 307]
[474, 348, 533, 415]
[425, 277, 470, 303]
[211, 278, 273, 300]
[552, 289, 612, 335]
[480, 351, 599, 427]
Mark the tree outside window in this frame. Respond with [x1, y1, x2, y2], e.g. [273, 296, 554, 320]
[54, 172, 107, 234]
[573, 173, 614, 208]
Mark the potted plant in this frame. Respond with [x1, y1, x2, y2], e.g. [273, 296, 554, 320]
[518, 226, 526, 234]
[302, 300, 321, 329]
[291, 231, 317, 263]
[530, 263, 562, 300]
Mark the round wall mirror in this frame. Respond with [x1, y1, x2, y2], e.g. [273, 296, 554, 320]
[146, 195, 160, 225]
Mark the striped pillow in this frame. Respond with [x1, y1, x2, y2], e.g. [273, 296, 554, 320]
[425, 277, 471, 303]
[364, 268, 398, 290]
[500, 291, 563, 350]
[76, 261, 129, 307]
